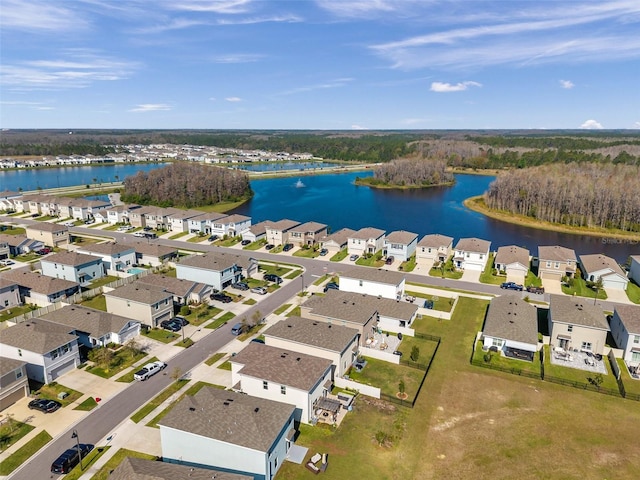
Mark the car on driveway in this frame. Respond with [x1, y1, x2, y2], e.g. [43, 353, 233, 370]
[241, 239, 251, 246]
[208, 234, 219, 242]
[265, 244, 275, 250]
[0, 259, 15, 266]
[160, 319, 181, 331]
[28, 399, 62, 413]
[263, 273, 282, 284]
[251, 286, 268, 295]
[349, 254, 359, 261]
[319, 248, 328, 256]
[173, 316, 189, 326]
[210, 292, 233, 303]
[385, 256, 394, 265]
[323, 282, 339, 293]
[283, 243, 293, 252]
[500, 281, 524, 291]
[232, 282, 249, 291]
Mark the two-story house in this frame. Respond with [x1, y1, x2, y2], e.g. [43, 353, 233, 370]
[453, 237, 491, 271]
[319, 227, 355, 254]
[264, 219, 301, 246]
[40, 251, 104, 286]
[609, 305, 640, 374]
[288, 221, 329, 247]
[384, 230, 418, 262]
[176, 253, 256, 291]
[0, 357, 30, 411]
[0, 278, 21, 311]
[347, 227, 386, 256]
[25, 222, 69, 248]
[167, 209, 203, 233]
[76, 242, 137, 273]
[104, 284, 173, 328]
[548, 295, 609, 355]
[130, 242, 178, 266]
[537, 245, 577, 281]
[210, 214, 252, 238]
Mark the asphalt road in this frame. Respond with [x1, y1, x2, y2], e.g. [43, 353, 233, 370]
[3, 219, 624, 478]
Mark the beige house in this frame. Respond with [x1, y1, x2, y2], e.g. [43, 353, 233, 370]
[347, 227, 386, 256]
[288, 221, 328, 247]
[319, 227, 355, 254]
[416, 234, 454, 264]
[579, 254, 629, 291]
[264, 219, 301, 246]
[129, 242, 178, 266]
[494, 245, 530, 281]
[548, 295, 609, 354]
[104, 284, 173, 328]
[538, 245, 577, 281]
[0, 357, 30, 411]
[25, 222, 69, 247]
[109, 457, 251, 480]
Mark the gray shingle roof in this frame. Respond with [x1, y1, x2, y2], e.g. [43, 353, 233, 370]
[40, 305, 137, 338]
[263, 316, 359, 353]
[538, 245, 577, 262]
[417, 234, 453, 249]
[350, 227, 385, 241]
[2, 270, 79, 295]
[483, 295, 538, 345]
[579, 254, 626, 278]
[248, 220, 271, 235]
[159, 387, 295, 453]
[550, 295, 609, 330]
[41, 251, 100, 267]
[454, 237, 491, 253]
[614, 305, 640, 335]
[494, 245, 530, 267]
[231, 343, 332, 391]
[104, 284, 172, 304]
[77, 242, 135, 256]
[385, 230, 418, 245]
[265, 219, 300, 231]
[320, 228, 356, 246]
[178, 252, 249, 272]
[304, 290, 417, 323]
[291, 221, 328, 234]
[109, 457, 251, 480]
[135, 275, 199, 298]
[127, 241, 177, 258]
[0, 356, 26, 377]
[340, 267, 405, 286]
[0, 318, 76, 353]
[25, 222, 68, 233]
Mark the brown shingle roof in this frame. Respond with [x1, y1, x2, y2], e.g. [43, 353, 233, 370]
[291, 221, 328, 234]
[538, 245, 577, 262]
[614, 305, 640, 335]
[417, 234, 453, 249]
[0, 356, 26, 376]
[77, 242, 135, 256]
[158, 387, 295, 452]
[127, 241, 177, 258]
[178, 252, 249, 271]
[248, 220, 271, 235]
[40, 305, 137, 338]
[304, 290, 417, 323]
[340, 267, 405, 286]
[135, 275, 199, 298]
[494, 245, 530, 267]
[41, 251, 100, 267]
[25, 222, 68, 233]
[104, 284, 172, 304]
[320, 228, 356, 246]
[109, 457, 251, 480]
[385, 230, 418, 245]
[265, 219, 300, 231]
[2, 270, 79, 295]
[263, 316, 359, 353]
[579, 254, 626, 278]
[550, 295, 609, 330]
[350, 227, 385, 241]
[0, 318, 76, 353]
[483, 295, 538, 345]
[454, 237, 491, 253]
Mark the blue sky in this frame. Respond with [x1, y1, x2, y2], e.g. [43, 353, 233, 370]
[2, 0, 639, 130]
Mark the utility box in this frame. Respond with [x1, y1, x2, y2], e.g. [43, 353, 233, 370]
[57, 392, 69, 400]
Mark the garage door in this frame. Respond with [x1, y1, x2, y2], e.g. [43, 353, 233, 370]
[154, 311, 171, 327]
[48, 358, 77, 382]
[0, 387, 28, 412]
[541, 271, 562, 281]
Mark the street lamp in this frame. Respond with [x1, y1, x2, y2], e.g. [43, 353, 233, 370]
[301, 273, 304, 295]
[71, 429, 83, 470]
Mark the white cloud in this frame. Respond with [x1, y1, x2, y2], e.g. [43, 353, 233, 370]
[316, 0, 399, 18]
[580, 119, 603, 129]
[275, 78, 353, 96]
[430, 81, 482, 93]
[351, 124, 368, 130]
[169, 0, 253, 14]
[129, 104, 172, 112]
[632, 121, 640, 129]
[1, 0, 88, 32]
[210, 53, 264, 64]
[559, 79, 575, 89]
[225, 97, 242, 102]
[209, 97, 217, 101]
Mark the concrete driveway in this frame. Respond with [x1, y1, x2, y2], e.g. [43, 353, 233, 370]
[461, 269, 481, 282]
[506, 272, 525, 285]
[605, 287, 632, 304]
[543, 278, 564, 294]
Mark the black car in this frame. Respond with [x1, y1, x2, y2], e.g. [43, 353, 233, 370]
[263, 273, 283, 284]
[265, 244, 275, 250]
[323, 282, 339, 293]
[283, 243, 293, 252]
[385, 256, 394, 265]
[143, 226, 153, 231]
[250, 338, 265, 344]
[500, 281, 524, 291]
[241, 239, 251, 246]
[51, 444, 93, 474]
[210, 292, 233, 303]
[232, 282, 249, 291]
[526, 285, 545, 294]
[28, 399, 62, 413]
[319, 248, 328, 256]
[208, 235, 219, 242]
[160, 319, 181, 331]
[173, 316, 189, 326]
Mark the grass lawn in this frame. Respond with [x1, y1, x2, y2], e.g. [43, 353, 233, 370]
[542, 346, 619, 391]
[626, 280, 640, 304]
[0, 304, 38, 322]
[286, 306, 301, 317]
[63, 446, 110, 480]
[525, 270, 543, 287]
[355, 254, 384, 267]
[616, 359, 640, 397]
[399, 256, 417, 272]
[217, 311, 236, 323]
[90, 448, 156, 480]
[182, 304, 222, 326]
[349, 356, 424, 403]
[0, 430, 52, 476]
[73, 396, 98, 411]
[258, 264, 293, 277]
[0, 421, 34, 453]
[561, 273, 608, 300]
[285, 269, 302, 279]
[244, 240, 267, 250]
[187, 234, 208, 243]
[274, 303, 291, 315]
[428, 258, 463, 280]
[80, 294, 107, 311]
[217, 361, 232, 371]
[87, 275, 119, 289]
[478, 253, 506, 285]
[404, 290, 454, 312]
[205, 352, 226, 366]
[472, 341, 542, 377]
[330, 249, 348, 262]
[237, 323, 266, 342]
[143, 328, 179, 343]
[168, 231, 189, 240]
[293, 248, 319, 258]
[0, 226, 25, 235]
[216, 237, 241, 247]
[396, 335, 439, 367]
[146, 382, 225, 428]
[243, 298, 257, 305]
[86, 349, 147, 379]
[205, 314, 233, 330]
[32, 382, 82, 407]
[130, 379, 190, 423]
[175, 338, 194, 348]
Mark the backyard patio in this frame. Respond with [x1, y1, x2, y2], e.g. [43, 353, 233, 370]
[362, 330, 402, 353]
[550, 347, 607, 375]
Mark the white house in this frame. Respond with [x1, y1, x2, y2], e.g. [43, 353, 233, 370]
[130, 242, 178, 266]
[630, 256, 640, 285]
[494, 245, 530, 281]
[41, 305, 141, 348]
[210, 214, 252, 238]
[241, 220, 270, 243]
[176, 253, 256, 291]
[187, 212, 227, 234]
[384, 230, 418, 262]
[0, 318, 80, 384]
[167, 209, 203, 233]
[319, 227, 355, 254]
[40, 251, 104, 287]
[482, 295, 538, 361]
[347, 227, 386, 256]
[159, 387, 296, 480]
[453, 237, 491, 271]
[579, 254, 629, 291]
[2, 270, 80, 306]
[263, 316, 360, 377]
[76, 242, 137, 273]
[339, 267, 405, 300]
[230, 343, 334, 424]
[105, 204, 141, 225]
[609, 305, 640, 374]
[104, 284, 173, 328]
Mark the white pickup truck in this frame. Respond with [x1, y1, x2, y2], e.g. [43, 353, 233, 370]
[133, 361, 167, 381]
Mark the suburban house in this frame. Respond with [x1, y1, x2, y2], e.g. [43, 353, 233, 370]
[210, 214, 252, 238]
[241, 220, 270, 243]
[128, 206, 153, 228]
[104, 284, 173, 328]
[0, 318, 80, 384]
[288, 221, 329, 247]
[129, 241, 178, 266]
[0, 237, 10, 260]
[263, 316, 360, 377]
[159, 387, 296, 480]
[381, 231, 416, 263]
[339, 267, 405, 300]
[144, 207, 183, 231]
[187, 212, 227, 234]
[109, 457, 251, 480]
[167, 209, 203, 233]
[482, 295, 538, 361]
[176, 253, 257, 291]
[264, 219, 301, 246]
[494, 245, 530, 280]
[579, 254, 629, 291]
[609, 305, 640, 374]
[537, 245, 577, 281]
[347, 227, 386, 256]
[40, 305, 141, 348]
[25, 222, 69, 248]
[319, 227, 355, 254]
[548, 294, 609, 354]
[2, 270, 80, 306]
[135, 275, 210, 305]
[0, 234, 43, 256]
[40, 251, 104, 286]
[629, 256, 640, 284]
[76, 242, 137, 273]
[230, 343, 334, 424]
[0, 357, 30, 411]
[105, 204, 142, 225]
[453, 237, 491, 271]
[0, 277, 21, 310]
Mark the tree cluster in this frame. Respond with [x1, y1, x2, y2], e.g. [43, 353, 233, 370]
[362, 158, 453, 187]
[120, 163, 252, 208]
[484, 163, 640, 232]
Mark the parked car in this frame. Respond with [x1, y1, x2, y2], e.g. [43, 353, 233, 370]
[265, 244, 275, 250]
[173, 316, 189, 326]
[160, 319, 181, 331]
[232, 282, 249, 291]
[263, 273, 282, 284]
[241, 239, 251, 246]
[28, 399, 62, 413]
[133, 231, 145, 237]
[385, 256, 394, 265]
[143, 226, 153, 231]
[349, 254, 359, 261]
[134, 361, 167, 381]
[526, 285, 545, 294]
[283, 243, 293, 252]
[323, 282, 339, 293]
[210, 292, 233, 303]
[63, 221, 75, 227]
[51, 444, 93, 474]
[84, 218, 94, 224]
[0, 259, 15, 266]
[36, 248, 52, 255]
[208, 234, 219, 242]
[251, 286, 268, 295]
[500, 282, 524, 291]
[319, 248, 328, 256]
[231, 323, 246, 335]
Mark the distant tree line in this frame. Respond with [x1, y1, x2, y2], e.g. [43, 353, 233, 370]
[120, 163, 252, 208]
[0, 142, 115, 157]
[484, 163, 640, 232]
[358, 158, 453, 188]
[467, 135, 640, 150]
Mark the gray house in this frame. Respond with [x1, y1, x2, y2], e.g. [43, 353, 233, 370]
[482, 295, 538, 361]
[0, 357, 30, 411]
[176, 253, 257, 291]
[40, 251, 104, 286]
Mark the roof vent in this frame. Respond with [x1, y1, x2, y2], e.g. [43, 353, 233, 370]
[189, 407, 196, 411]
[296, 357, 301, 361]
[254, 407, 260, 413]
[223, 402, 230, 406]
[287, 324, 292, 328]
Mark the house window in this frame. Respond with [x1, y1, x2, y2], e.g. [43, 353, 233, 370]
[16, 369, 23, 379]
[632, 351, 640, 362]
[554, 262, 559, 269]
[492, 338, 503, 348]
[546, 261, 551, 267]
[479, 254, 484, 260]
[51, 350, 58, 359]
[633, 336, 640, 344]
[281, 385, 286, 395]
[581, 342, 592, 351]
[428, 247, 432, 253]
[263, 381, 268, 390]
[359, 280, 363, 287]
[4, 300, 7, 307]
[567, 325, 573, 332]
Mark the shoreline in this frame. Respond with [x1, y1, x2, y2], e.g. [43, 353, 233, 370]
[464, 195, 640, 241]
[353, 178, 455, 189]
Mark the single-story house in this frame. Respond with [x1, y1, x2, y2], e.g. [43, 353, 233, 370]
[339, 267, 405, 300]
[40, 305, 141, 348]
[76, 242, 137, 273]
[104, 284, 173, 328]
[482, 295, 538, 361]
[537, 245, 577, 281]
[288, 221, 328, 247]
[0, 234, 43, 256]
[129, 241, 178, 266]
[135, 275, 210, 305]
[176, 253, 257, 291]
[0, 277, 21, 311]
[264, 219, 301, 246]
[319, 227, 355, 254]
[347, 227, 386, 256]
[0, 318, 80, 384]
[579, 254, 629, 291]
[453, 237, 491, 271]
[159, 387, 296, 480]
[629, 256, 640, 284]
[40, 251, 104, 286]
[230, 343, 333, 424]
[25, 222, 69, 248]
[383, 230, 418, 263]
[263, 316, 360, 377]
[609, 304, 640, 372]
[0, 357, 30, 412]
[2, 270, 80, 306]
[548, 294, 608, 354]
[241, 220, 270, 243]
[494, 245, 530, 279]
[109, 457, 251, 480]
